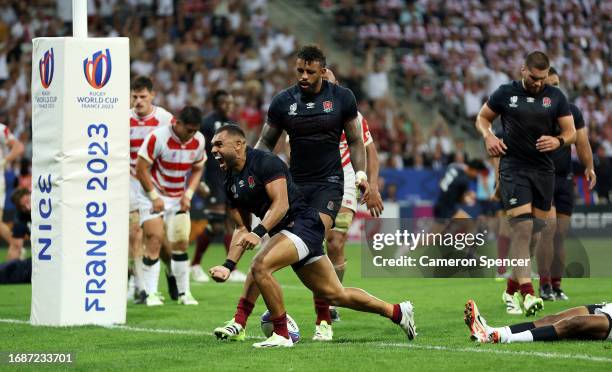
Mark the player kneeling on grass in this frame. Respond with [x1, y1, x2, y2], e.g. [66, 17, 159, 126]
[136, 106, 206, 306]
[207, 125, 415, 348]
[465, 299, 612, 343]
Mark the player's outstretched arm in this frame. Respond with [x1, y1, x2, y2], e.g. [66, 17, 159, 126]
[558, 110, 577, 147]
[136, 155, 164, 212]
[255, 123, 282, 152]
[365, 141, 384, 217]
[209, 207, 250, 282]
[236, 177, 291, 253]
[537, 115, 576, 152]
[344, 116, 370, 201]
[575, 127, 596, 189]
[476, 104, 505, 157]
[490, 155, 501, 200]
[180, 163, 204, 211]
[260, 177, 290, 231]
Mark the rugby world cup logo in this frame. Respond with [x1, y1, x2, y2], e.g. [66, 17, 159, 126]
[83, 49, 112, 89]
[39, 48, 54, 89]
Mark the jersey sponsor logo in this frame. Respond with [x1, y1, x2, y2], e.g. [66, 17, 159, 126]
[509, 197, 518, 205]
[288, 103, 297, 116]
[306, 102, 315, 109]
[327, 200, 335, 211]
[231, 184, 237, 197]
[39, 48, 54, 89]
[509, 96, 518, 108]
[248, 176, 255, 188]
[542, 97, 551, 108]
[323, 100, 333, 113]
[526, 97, 535, 103]
[239, 180, 245, 188]
[83, 49, 112, 89]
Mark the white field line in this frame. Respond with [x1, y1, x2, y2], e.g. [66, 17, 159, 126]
[375, 342, 612, 364]
[1, 318, 611, 363]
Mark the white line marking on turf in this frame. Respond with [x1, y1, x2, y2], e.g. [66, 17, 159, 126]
[375, 342, 612, 364]
[0, 318, 28, 324]
[102, 324, 265, 339]
[2, 318, 611, 363]
[0, 318, 264, 340]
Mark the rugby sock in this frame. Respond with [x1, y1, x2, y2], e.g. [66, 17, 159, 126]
[506, 279, 519, 295]
[224, 233, 232, 254]
[539, 276, 551, 288]
[390, 304, 402, 324]
[234, 297, 255, 327]
[314, 297, 332, 325]
[530, 325, 559, 341]
[507, 330, 534, 343]
[165, 263, 173, 277]
[142, 256, 160, 295]
[551, 278, 562, 290]
[519, 282, 535, 296]
[271, 312, 290, 339]
[133, 256, 145, 292]
[191, 232, 210, 266]
[171, 252, 189, 295]
[496, 235, 510, 275]
[492, 326, 511, 342]
[508, 321, 536, 333]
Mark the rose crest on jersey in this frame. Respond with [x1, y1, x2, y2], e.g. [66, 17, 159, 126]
[288, 103, 297, 116]
[542, 97, 551, 108]
[323, 100, 333, 113]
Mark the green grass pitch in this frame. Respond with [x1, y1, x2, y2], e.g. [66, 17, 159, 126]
[1, 243, 611, 371]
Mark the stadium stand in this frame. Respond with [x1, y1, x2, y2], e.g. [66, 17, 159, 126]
[0, 0, 609, 210]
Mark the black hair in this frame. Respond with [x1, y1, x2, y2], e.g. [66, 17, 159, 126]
[178, 106, 203, 125]
[524, 51, 550, 70]
[214, 124, 245, 138]
[212, 89, 230, 108]
[11, 187, 30, 208]
[548, 66, 559, 76]
[296, 44, 326, 67]
[131, 76, 154, 92]
[467, 159, 487, 171]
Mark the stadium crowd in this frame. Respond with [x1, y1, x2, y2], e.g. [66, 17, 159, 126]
[327, 0, 611, 200]
[0, 0, 610, 206]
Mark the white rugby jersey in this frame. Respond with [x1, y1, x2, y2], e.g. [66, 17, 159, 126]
[339, 112, 373, 169]
[138, 125, 206, 198]
[130, 105, 175, 176]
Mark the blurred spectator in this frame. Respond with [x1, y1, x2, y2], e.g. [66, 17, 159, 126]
[364, 47, 392, 104]
[463, 80, 486, 120]
[593, 143, 612, 202]
[0, 0, 609, 206]
[329, 0, 609, 147]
